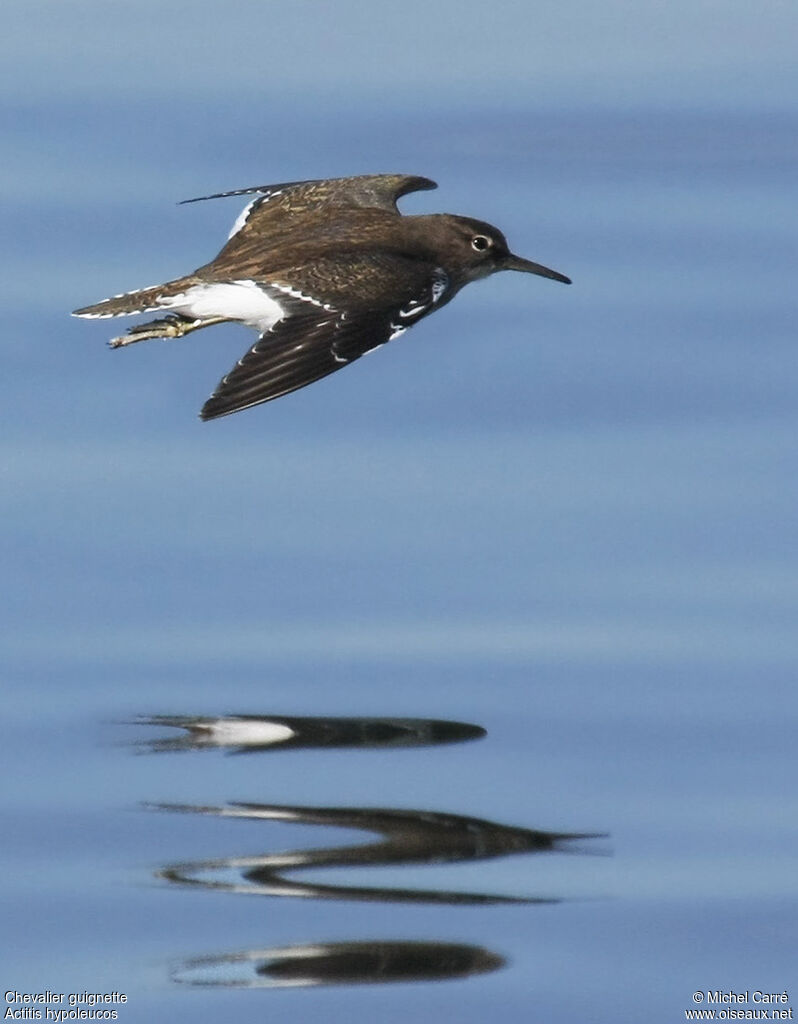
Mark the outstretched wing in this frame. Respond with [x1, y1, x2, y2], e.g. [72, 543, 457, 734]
[200, 260, 451, 420]
[200, 307, 398, 420]
[181, 174, 437, 211]
[183, 174, 437, 248]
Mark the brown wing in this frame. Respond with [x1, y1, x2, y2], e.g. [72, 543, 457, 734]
[181, 174, 437, 213]
[204, 176, 437, 269]
[200, 307, 398, 420]
[199, 256, 451, 420]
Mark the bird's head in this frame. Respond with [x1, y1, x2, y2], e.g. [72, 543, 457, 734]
[429, 214, 571, 287]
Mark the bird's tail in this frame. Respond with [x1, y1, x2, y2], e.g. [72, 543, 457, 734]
[72, 275, 199, 319]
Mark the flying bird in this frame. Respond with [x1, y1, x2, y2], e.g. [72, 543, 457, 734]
[73, 174, 570, 420]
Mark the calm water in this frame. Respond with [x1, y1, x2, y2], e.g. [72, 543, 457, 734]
[3, 90, 797, 1023]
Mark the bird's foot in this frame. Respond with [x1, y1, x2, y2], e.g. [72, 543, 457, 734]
[108, 314, 207, 349]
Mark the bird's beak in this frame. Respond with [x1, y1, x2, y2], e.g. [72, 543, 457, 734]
[503, 253, 571, 284]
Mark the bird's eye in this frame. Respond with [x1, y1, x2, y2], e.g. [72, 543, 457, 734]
[471, 235, 491, 252]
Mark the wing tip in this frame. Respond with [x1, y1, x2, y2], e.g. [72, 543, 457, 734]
[199, 395, 256, 421]
[198, 400, 224, 421]
[408, 175, 438, 193]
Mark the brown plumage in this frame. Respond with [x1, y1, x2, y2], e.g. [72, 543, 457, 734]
[73, 174, 570, 420]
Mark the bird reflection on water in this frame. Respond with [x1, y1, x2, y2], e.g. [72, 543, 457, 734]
[136, 713, 607, 989]
[134, 713, 485, 755]
[152, 798, 604, 905]
[172, 940, 506, 989]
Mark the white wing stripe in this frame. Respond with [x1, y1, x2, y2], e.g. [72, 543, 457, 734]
[269, 281, 337, 312]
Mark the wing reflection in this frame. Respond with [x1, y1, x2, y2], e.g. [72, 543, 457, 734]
[135, 714, 485, 754]
[172, 939, 506, 988]
[154, 800, 604, 904]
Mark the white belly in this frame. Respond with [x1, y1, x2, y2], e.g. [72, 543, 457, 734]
[162, 280, 284, 331]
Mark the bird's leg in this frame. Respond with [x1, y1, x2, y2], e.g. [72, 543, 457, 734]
[108, 314, 229, 349]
